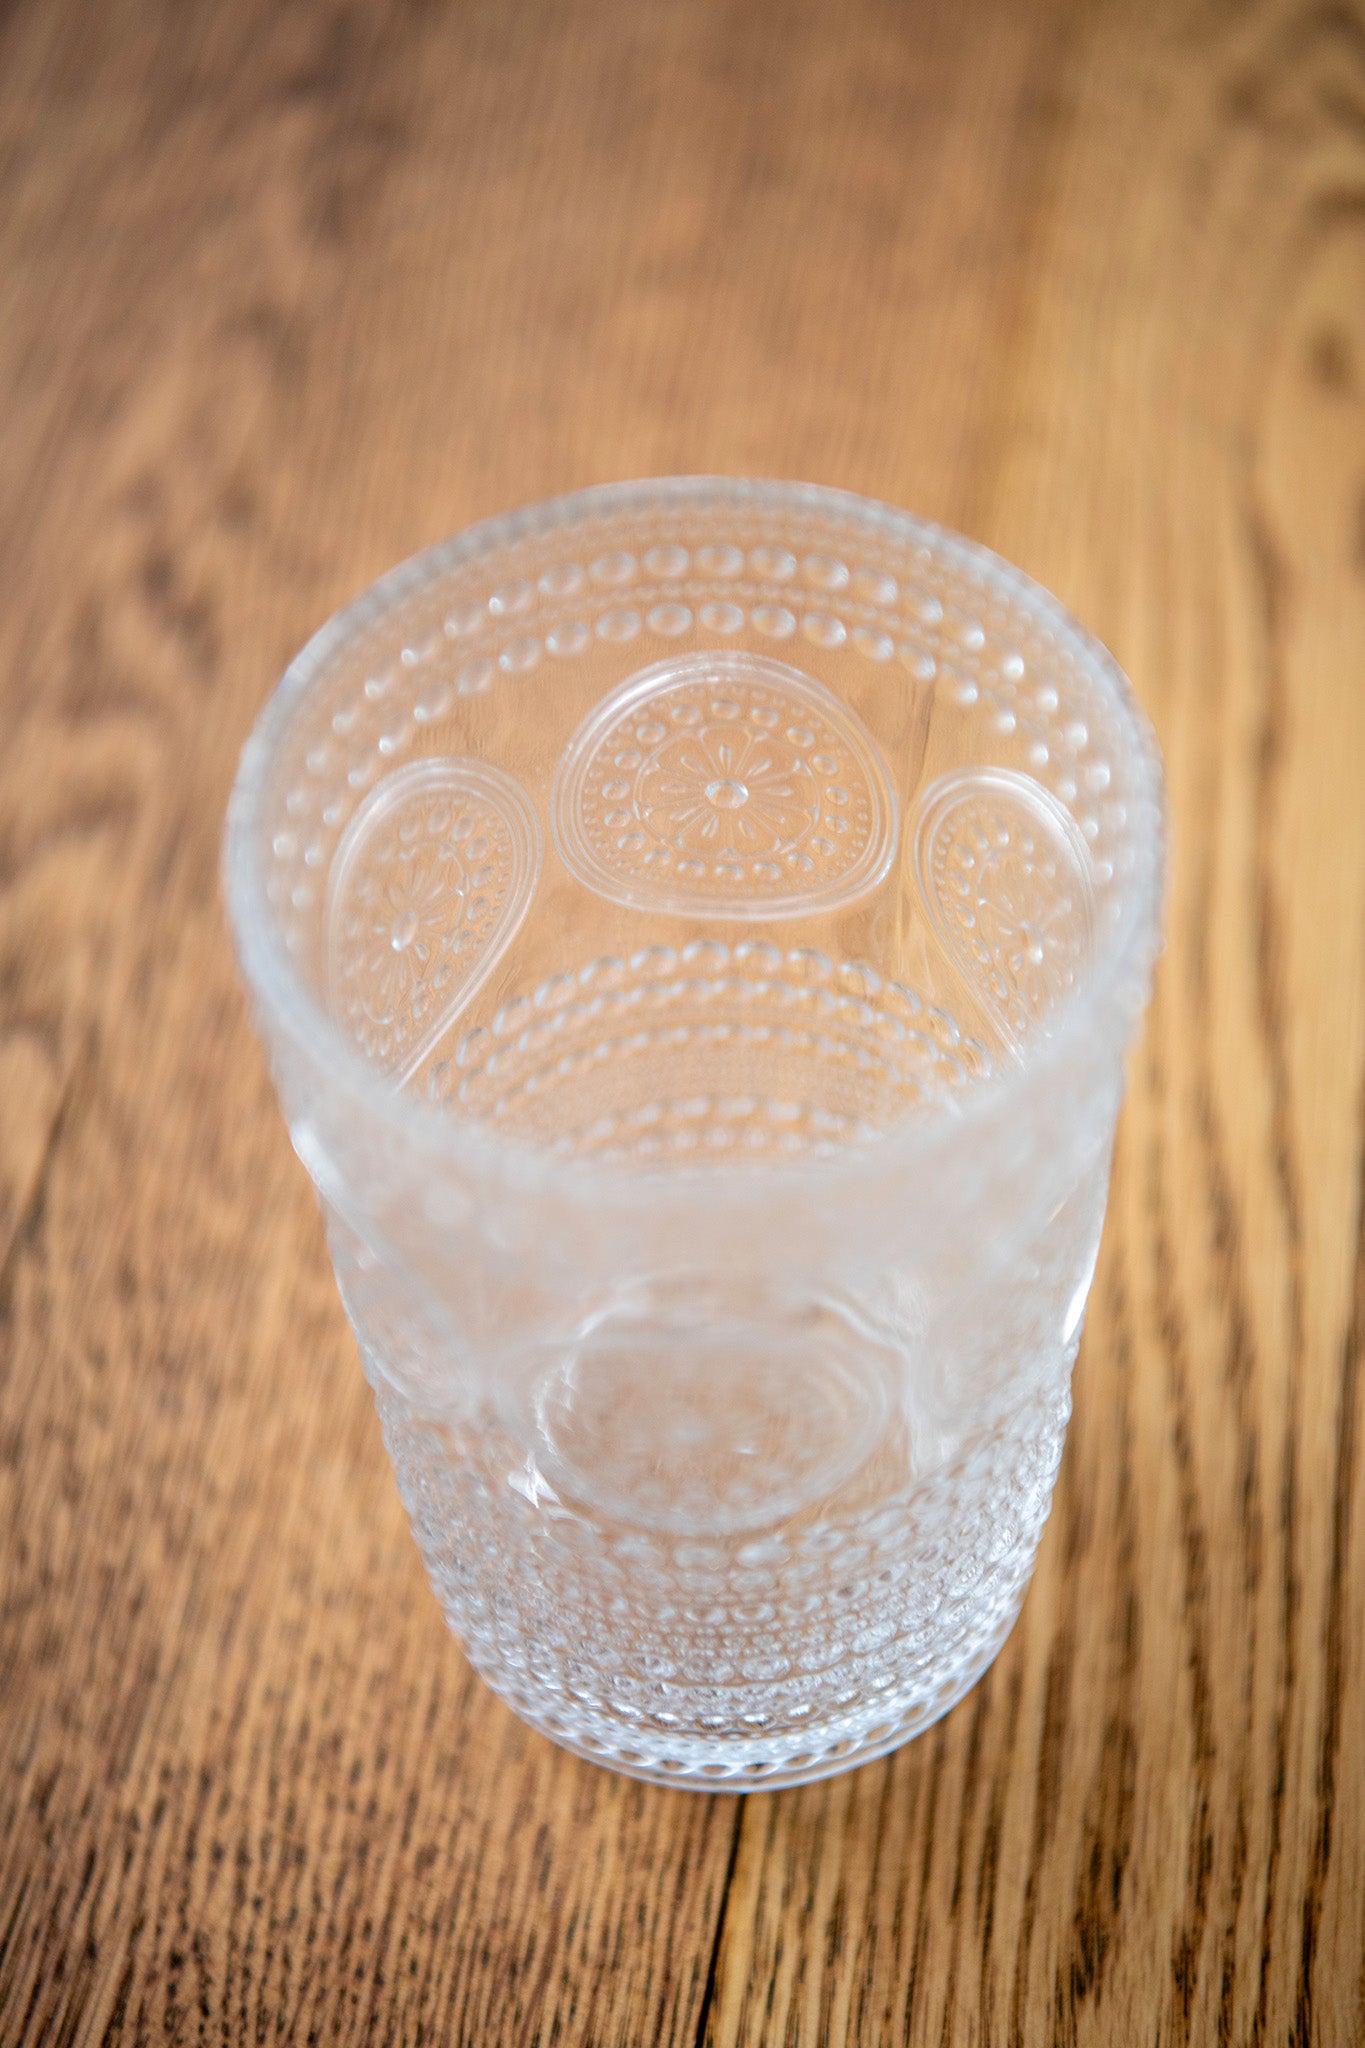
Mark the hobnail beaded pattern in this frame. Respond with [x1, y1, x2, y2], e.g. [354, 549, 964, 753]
[261, 493, 1151, 978]
[552, 653, 897, 918]
[428, 942, 991, 1160]
[369, 1360, 1069, 1784]
[913, 768, 1096, 1045]
[325, 758, 540, 1080]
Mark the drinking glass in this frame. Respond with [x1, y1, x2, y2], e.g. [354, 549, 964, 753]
[225, 479, 1164, 1788]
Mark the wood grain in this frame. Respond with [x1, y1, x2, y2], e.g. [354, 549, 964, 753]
[0, 0, 1362, 2041]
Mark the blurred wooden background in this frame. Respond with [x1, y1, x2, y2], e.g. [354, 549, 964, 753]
[2, 0, 1363, 2040]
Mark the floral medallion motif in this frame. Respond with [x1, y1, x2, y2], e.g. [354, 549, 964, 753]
[552, 653, 898, 918]
[326, 758, 540, 1082]
[913, 768, 1095, 1044]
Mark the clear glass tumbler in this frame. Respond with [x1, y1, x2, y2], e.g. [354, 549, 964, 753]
[225, 479, 1164, 1788]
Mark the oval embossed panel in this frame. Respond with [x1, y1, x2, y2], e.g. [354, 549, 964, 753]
[913, 768, 1096, 1045]
[326, 758, 540, 1082]
[552, 652, 898, 919]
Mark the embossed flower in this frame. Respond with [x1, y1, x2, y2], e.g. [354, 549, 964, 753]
[554, 652, 897, 918]
[971, 840, 1084, 1026]
[917, 772, 1094, 1049]
[353, 838, 466, 1024]
[636, 723, 819, 860]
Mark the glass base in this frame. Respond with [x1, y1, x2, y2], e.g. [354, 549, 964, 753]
[469, 1591, 1027, 1791]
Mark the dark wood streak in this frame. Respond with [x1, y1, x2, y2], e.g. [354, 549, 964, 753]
[1300, 1079, 1365, 2045]
[899, 1721, 948, 2039]
[1204, 1108, 1261, 2048]
[840, 1753, 891, 2044]
[1249, 36, 1365, 2040]
[693, 1802, 743, 2048]
[1178, 448, 1266, 2045]
[973, 1654, 1024, 2047]
[0, 1059, 83, 1345]
[1006, 1615, 1075, 2048]
[1242, 504, 1313, 2048]
[1145, 1017, 1218, 2048]
[1065, 1249, 1140, 2028]
[929, 1676, 990, 2048]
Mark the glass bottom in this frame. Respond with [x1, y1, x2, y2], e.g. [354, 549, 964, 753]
[473, 1586, 1029, 1789]
[372, 1362, 1069, 1789]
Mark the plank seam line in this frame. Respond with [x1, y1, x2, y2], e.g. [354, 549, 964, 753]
[0, 1045, 88, 1326]
[692, 1804, 745, 2048]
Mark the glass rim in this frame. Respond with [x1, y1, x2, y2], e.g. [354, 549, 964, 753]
[223, 475, 1166, 1200]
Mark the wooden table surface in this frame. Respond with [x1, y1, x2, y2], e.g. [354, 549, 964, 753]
[3, 0, 1363, 2041]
